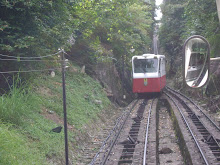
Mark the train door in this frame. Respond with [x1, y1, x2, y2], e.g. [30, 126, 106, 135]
[158, 58, 162, 90]
[160, 57, 166, 89]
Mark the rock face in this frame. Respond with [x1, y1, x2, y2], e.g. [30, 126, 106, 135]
[208, 60, 220, 95]
[210, 60, 220, 76]
[94, 61, 133, 106]
[202, 61, 220, 119]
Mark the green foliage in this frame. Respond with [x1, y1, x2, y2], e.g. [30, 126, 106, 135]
[184, 0, 220, 57]
[184, 0, 218, 36]
[159, 0, 186, 74]
[0, 123, 46, 165]
[0, 77, 66, 161]
[0, 64, 111, 163]
[0, 1, 155, 163]
[0, 0, 155, 80]
[35, 67, 110, 129]
[0, 0, 77, 80]
[0, 0, 74, 56]
[72, 0, 154, 66]
[0, 77, 36, 125]
[159, 0, 220, 74]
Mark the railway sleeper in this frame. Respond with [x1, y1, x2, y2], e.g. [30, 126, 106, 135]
[130, 127, 140, 131]
[129, 131, 139, 134]
[119, 144, 136, 148]
[115, 147, 135, 151]
[127, 134, 138, 138]
[120, 155, 133, 159]
[120, 153, 138, 157]
[131, 125, 141, 128]
[205, 142, 218, 146]
[213, 151, 220, 156]
[209, 146, 220, 150]
[121, 148, 135, 152]
[194, 123, 203, 126]
[192, 119, 201, 122]
[118, 160, 133, 164]
[198, 129, 209, 132]
[201, 132, 210, 136]
[196, 126, 206, 129]
[129, 126, 141, 129]
[214, 156, 220, 161]
[133, 118, 142, 122]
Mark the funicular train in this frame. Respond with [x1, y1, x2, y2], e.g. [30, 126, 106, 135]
[132, 54, 166, 94]
[185, 52, 205, 82]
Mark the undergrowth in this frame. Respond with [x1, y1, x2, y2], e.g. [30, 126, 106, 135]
[0, 64, 110, 164]
[35, 70, 110, 129]
[0, 123, 46, 165]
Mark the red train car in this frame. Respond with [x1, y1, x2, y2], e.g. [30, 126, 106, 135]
[132, 54, 166, 94]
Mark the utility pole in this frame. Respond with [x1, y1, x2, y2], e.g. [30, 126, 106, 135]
[122, 54, 126, 100]
[61, 49, 69, 165]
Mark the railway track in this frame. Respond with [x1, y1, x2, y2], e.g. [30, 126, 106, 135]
[89, 99, 157, 165]
[87, 87, 220, 165]
[165, 87, 220, 165]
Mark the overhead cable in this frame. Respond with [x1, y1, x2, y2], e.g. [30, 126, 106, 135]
[0, 58, 64, 62]
[63, 51, 121, 66]
[0, 68, 61, 74]
[0, 50, 61, 59]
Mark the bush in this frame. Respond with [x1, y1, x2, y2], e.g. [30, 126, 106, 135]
[0, 79, 40, 125]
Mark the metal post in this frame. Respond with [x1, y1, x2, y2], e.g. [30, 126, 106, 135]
[122, 54, 126, 99]
[122, 54, 124, 98]
[61, 50, 69, 165]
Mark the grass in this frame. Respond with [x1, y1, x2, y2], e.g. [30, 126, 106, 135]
[0, 64, 111, 164]
[0, 82, 35, 125]
[0, 79, 65, 164]
[36, 71, 110, 129]
[0, 122, 46, 165]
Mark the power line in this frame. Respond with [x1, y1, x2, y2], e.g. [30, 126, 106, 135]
[63, 51, 122, 66]
[0, 58, 64, 62]
[0, 50, 122, 73]
[0, 68, 61, 74]
[0, 50, 61, 59]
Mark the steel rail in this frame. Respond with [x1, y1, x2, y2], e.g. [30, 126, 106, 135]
[100, 100, 141, 165]
[166, 86, 220, 156]
[166, 86, 220, 131]
[89, 99, 139, 165]
[143, 99, 154, 165]
[165, 92, 209, 165]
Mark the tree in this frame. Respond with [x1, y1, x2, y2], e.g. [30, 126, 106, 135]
[70, 0, 155, 68]
[0, 0, 74, 56]
[159, 0, 186, 75]
[184, 0, 220, 57]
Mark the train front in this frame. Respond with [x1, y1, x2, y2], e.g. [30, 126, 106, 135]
[132, 54, 166, 94]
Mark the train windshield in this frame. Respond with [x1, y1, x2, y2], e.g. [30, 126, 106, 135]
[133, 58, 158, 73]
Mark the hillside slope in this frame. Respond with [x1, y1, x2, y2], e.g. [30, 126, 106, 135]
[0, 63, 118, 164]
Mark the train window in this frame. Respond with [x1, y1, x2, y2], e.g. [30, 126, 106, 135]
[133, 59, 158, 73]
[158, 59, 161, 73]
